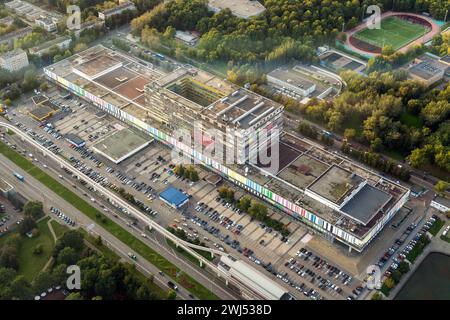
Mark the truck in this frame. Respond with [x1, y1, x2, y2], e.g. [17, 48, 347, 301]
[13, 172, 24, 182]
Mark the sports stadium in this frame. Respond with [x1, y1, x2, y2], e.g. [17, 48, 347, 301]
[346, 11, 441, 56]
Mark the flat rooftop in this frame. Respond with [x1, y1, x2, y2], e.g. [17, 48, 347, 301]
[307, 165, 365, 206]
[0, 177, 13, 193]
[252, 133, 409, 239]
[208, 0, 266, 18]
[209, 88, 281, 129]
[29, 103, 55, 120]
[433, 196, 450, 208]
[409, 60, 447, 80]
[65, 133, 85, 146]
[74, 54, 121, 78]
[341, 184, 392, 225]
[92, 128, 151, 163]
[220, 255, 287, 300]
[159, 186, 189, 207]
[268, 67, 316, 91]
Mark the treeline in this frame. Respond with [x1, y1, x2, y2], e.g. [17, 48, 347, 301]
[0, 229, 159, 300]
[173, 164, 199, 182]
[131, 0, 447, 66]
[285, 71, 449, 174]
[341, 142, 411, 181]
[217, 187, 289, 236]
[52, 230, 158, 300]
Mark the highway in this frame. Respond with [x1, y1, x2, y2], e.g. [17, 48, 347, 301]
[0, 153, 195, 300]
[0, 119, 242, 300]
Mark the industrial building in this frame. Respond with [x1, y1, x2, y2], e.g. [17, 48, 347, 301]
[175, 30, 200, 46]
[408, 53, 448, 86]
[218, 255, 289, 300]
[5, 0, 62, 24]
[0, 26, 32, 48]
[0, 178, 14, 198]
[0, 48, 29, 72]
[28, 104, 55, 121]
[35, 16, 58, 32]
[267, 66, 316, 97]
[44, 45, 410, 252]
[159, 186, 190, 209]
[208, 0, 266, 19]
[29, 36, 72, 56]
[145, 65, 284, 164]
[92, 128, 151, 164]
[430, 196, 450, 213]
[65, 133, 86, 148]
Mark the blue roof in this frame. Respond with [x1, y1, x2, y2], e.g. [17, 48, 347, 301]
[159, 186, 189, 208]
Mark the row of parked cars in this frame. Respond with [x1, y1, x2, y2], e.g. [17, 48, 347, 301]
[50, 207, 75, 226]
[297, 248, 353, 286]
[14, 122, 63, 156]
[381, 215, 438, 278]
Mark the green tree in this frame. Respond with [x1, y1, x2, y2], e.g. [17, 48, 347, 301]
[66, 292, 83, 300]
[57, 247, 79, 265]
[167, 289, 177, 300]
[18, 216, 37, 236]
[23, 201, 44, 220]
[434, 180, 449, 195]
[33, 272, 55, 293]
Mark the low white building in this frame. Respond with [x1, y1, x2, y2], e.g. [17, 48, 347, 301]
[267, 66, 316, 97]
[430, 196, 450, 213]
[0, 48, 29, 72]
[35, 16, 58, 32]
[29, 36, 71, 56]
[175, 30, 199, 46]
[98, 1, 136, 20]
[218, 255, 289, 300]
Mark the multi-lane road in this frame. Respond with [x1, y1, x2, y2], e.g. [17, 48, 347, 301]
[0, 120, 240, 300]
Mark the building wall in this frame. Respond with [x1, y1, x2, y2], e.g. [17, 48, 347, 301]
[267, 75, 316, 96]
[44, 67, 408, 252]
[430, 200, 449, 213]
[0, 50, 29, 72]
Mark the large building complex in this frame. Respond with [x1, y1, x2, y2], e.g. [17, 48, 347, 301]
[43, 45, 410, 252]
[0, 48, 29, 72]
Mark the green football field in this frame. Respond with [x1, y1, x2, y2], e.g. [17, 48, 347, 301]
[353, 16, 428, 51]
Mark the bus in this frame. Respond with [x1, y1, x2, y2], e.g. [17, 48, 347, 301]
[13, 172, 24, 182]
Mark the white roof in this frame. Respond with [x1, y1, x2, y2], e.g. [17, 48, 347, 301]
[220, 255, 287, 300]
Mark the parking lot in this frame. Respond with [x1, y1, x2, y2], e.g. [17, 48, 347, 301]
[0, 195, 24, 236]
[7, 83, 371, 299]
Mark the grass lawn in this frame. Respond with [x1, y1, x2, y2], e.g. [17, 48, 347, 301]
[354, 16, 427, 51]
[0, 140, 219, 300]
[428, 218, 445, 236]
[19, 216, 54, 280]
[400, 111, 424, 128]
[49, 220, 69, 239]
[440, 234, 450, 243]
[383, 149, 406, 161]
[0, 216, 55, 281]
